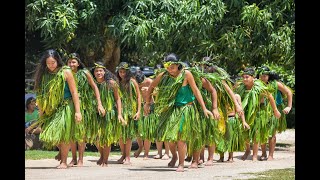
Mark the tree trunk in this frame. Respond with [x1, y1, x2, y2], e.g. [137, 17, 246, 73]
[103, 39, 120, 74]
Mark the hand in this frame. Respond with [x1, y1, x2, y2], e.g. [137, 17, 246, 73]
[274, 110, 281, 119]
[144, 104, 150, 116]
[133, 112, 140, 120]
[243, 122, 250, 130]
[236, 105, 244, 116]
[282, 106, 291, 114]
[75, 112, 82, 123]
[212, 108, 220, 120]
[97, 104, 106, 117]
[25, 127, 31, 134]
[118, 115, 127, 126]
[204, 109, 214, 119]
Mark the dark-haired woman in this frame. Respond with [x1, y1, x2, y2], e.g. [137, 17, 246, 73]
[65, 53, 106, 167]
[34, 49, 82, 169]
[116, 62, 142, 165]
[256, 66, 293, 161]
[234, 67, 281, 161]
[144, 53, 213, 172]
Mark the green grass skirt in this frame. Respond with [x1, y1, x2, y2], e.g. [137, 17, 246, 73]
[39, 98, 79, 149]
[224, 117, 247, 152]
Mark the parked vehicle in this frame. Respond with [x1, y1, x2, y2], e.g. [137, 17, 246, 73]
[141, 66, 154, 77]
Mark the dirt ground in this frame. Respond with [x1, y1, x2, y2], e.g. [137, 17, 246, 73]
[25, 129, 295, 180]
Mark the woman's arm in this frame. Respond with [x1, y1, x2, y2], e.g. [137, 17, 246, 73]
[131, 78, 141, 120]
[64, 69, 82, 122]
[111, 80, 126, 125]
[266, 92, 281, 119]
[185, 70, 213, 119]
[86, 71, 105, 116]
[144, 72, 164, 115]
[201, 78, 220, 120]
[222, 80, 243, 116]
[277, 81, 293, 114]
[235, 94, 250, 129]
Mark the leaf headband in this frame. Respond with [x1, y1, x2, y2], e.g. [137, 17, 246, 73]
[94, 63, 106, 69]
[163, 61, 183, 68]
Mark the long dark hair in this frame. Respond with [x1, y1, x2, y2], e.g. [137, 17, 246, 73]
[116, 62, 133, 91]
[34, 49, 64, 90]
[67, 52, 85, 70]
[256, 66, 280, 81]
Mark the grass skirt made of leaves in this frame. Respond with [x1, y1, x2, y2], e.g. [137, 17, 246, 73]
[248, 104, 269, 144]
[39, 98, 80, 149]
[156, 103, 202, 155]
[138, 103, 158, 142]
[224, 116, 247, 152]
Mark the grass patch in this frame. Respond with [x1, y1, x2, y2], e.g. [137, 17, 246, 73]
[238, 168, 295, 180]
[25, 149, 158, 160]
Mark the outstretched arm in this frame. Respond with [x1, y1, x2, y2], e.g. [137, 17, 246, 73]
[186, 70, 213, 119]
[277, 81, 293, 114]
[65, 69, 82, 123]
[86, 71, 105, 116]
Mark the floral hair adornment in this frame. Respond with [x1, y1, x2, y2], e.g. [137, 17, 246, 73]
[94, 63, 106, 69]
[163, 61, 183, 68]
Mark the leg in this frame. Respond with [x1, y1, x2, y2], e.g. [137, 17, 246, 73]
[252, 141, 259, 161]
[227, 152, 234, 162]
[205, 144, 215, 166]
[199, 146, 205, 164]
[123, 139, 132, 165]
[161, 141, 170, 160]
[95, 142, 103, 165]
[68, 141, 77, 166]
[77, 141, 86, 166]
[57, 143, 70, 169]
[168, 142, 178, 168]
[267, 135, 276, 160]
[143, 139, 151, 160]
[154, 141, 163, 159]
[176, 140, 186, 172]
[55, 145, 61, 161]
[117, 139, 125, 163]
[134, 137, 143, 158]
[189, 151, 200, 169]
[260, 142, 268, 161]
[101, 145, 111, 167]
[241, 141, 251, 161]
[217, 152, 224, 162]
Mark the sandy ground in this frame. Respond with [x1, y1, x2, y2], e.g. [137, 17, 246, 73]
[25, 129, 295, 180]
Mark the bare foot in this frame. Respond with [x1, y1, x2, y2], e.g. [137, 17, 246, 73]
[176, 165, 184, 172]
[97, 157, 103, 165]
[161, 154, 170, 160]
[154, 154, 162, 159]
[259, 155, 267, 161]
[168, 157, 177, 168]
[252, 155, 258, 161]
[123, 160, 132, 165]
[77, 160, 83, 167]
[198, 159, 204, 164]
[68, 159, 77, 167]
[267, 156, 274, 161]
[57, 163, 68, 169]
[226, 158, 234, 163]
[117, 156, 125, 164]
[100, 162, 108, 167]
[205, 159, 214, 166]
[241, 150, 251, 161]
[143, 156, 149, 160]
[188, 161, 198, 169]
[55, 153, 61, 161]
[134, 148, 143, 158]
[217, 158, 224, 162]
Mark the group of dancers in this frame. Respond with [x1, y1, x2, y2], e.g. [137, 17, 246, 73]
[27, 50, 293, 172]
